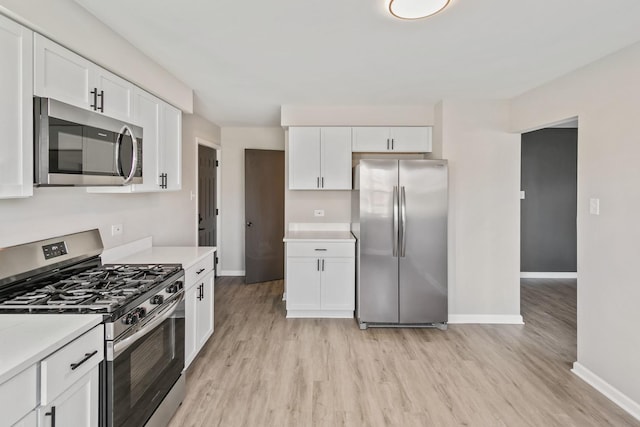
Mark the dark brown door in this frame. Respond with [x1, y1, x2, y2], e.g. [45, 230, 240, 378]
[198, 145, 217, 247]
[244, 149, 285, 284]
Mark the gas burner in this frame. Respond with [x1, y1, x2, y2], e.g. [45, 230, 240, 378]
[0, 262, 182, 312]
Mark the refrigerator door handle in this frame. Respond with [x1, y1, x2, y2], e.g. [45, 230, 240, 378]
[400, 186, 407, 257]
[393, 186, 399, 257]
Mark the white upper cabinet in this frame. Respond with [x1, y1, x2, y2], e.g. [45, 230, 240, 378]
[34, 34, 93, 110]
[159, 103, 182, 191]
[288, 127, 351, 190]
[34, 34, 134, 122]
[352, 126, 432, 153]
[94, 68, 135, 122]
[0, 15, 33, 199]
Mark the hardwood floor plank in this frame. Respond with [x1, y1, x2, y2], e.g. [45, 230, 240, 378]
[168, 278, 639, 427]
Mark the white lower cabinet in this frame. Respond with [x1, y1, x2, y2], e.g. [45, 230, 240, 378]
[1, 324, 103, 427]
[184, 260, 215, 369]
[285, 241, 355, 318]
[38, 369, 99, 427]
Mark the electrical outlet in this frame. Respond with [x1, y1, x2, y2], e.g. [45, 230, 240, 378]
[520, 191, 525, 200]
[314, 209, 325, 217]
[111, 224, 123, 236]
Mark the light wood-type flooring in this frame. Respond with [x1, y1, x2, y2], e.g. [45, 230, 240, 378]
[168, 277, 639, 427]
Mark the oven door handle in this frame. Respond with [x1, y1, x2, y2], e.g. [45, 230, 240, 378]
[113, 294, 183, 358]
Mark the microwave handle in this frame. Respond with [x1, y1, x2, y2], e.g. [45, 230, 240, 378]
[116, 125, 140, 185]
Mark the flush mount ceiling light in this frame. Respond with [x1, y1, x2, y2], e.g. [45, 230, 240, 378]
[387, 0, 450, 20]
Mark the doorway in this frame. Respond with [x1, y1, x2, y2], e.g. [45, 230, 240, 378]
[520, 122, 578, 361]
[244, 149, 285, 284]
[196, 138, 221, 252]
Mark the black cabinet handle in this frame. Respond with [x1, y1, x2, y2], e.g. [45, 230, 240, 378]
[317, 259, 320, 271]
[98, 90, 104, 112]
[322, 259, 325, 271]
[70, 350, 98, 370]
[391, 138, 394, 150]
[196, 268, 205, 275]
[387, 138, 390, 150]
[314, 249, 327, 251]
[90, 89, 97, 111]
[321, 177, 324, 188]
[45, 406, 56, 427]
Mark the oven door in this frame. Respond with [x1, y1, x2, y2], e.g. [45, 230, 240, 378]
[105, 296, 184, 427]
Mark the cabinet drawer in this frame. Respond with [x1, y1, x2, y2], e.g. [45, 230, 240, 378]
[40, 325, 104, 404]
[0, 365, 37, 426]
[185, 255, 214, 289]
[286, 242, 354, 258]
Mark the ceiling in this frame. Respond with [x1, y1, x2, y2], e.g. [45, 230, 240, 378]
[74, 0, 640, 127]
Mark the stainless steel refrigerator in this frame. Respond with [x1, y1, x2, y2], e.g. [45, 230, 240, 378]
[351, 159, 448, 329]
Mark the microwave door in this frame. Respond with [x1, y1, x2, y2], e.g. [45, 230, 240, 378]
[49, 120, 83, 174]
[83, 127, 118, 177]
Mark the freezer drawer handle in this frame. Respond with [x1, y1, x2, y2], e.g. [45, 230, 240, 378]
[314, 249, 327, 251]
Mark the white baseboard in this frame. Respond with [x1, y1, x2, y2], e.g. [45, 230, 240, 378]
[218, 270, 245, 276]
[572, 362, 640, 421]
[448, 314, 524, 325]
[520, 272, 577, 279]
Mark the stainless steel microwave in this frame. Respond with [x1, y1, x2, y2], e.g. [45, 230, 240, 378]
[34, 97, 143, 186]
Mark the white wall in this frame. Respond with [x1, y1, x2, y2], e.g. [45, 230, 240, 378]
[0, 113, 220, 250]
[441, 100, 522, 321]
[219, 127, 284, 275]
[0, 0, 192, 112]
[512, 40, 640, 414]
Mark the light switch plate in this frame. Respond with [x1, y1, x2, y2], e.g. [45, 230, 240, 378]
[314, 209, 325, 217]
[520, 191, 525, 200]
[589, 198, 600, 215]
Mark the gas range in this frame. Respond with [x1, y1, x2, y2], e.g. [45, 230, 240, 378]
[0, 261, 183, 318]
[0, 229, 186, 427]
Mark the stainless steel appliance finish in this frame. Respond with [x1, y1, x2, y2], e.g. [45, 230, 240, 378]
[0, 230, 186, 427]
[34, 96, 143, 186]
[352, 159, 448, 328]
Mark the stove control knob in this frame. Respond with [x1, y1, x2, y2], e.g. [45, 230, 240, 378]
[135, 307, 147, 318]
[166, 281, 184, 294]
[151, 295, 164, 305]
[124, 313, 139, 325]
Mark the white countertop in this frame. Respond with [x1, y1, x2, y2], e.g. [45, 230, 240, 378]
[283, 231, 355, 242]
[109, 246, 216, 270]
[0, 314, 103, 384]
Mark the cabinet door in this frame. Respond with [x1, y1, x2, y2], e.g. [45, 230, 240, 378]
[159, 103, 182, 191]
[95, 68, 134, 122]
[352, 127, 390, 152]
[286, 258, 321, 310]
[288, 127, 321, 189]
[39, 368, 99, 427]
[196, 271, 215, 349]
[12, 410, 37, 427]
[34, 34, 94, 111]
[184, 284, 198, 369]
[133, 89, 161, 191]
[390, 127, 432, 152]
[0, 16, 33, 199]
[320, 128, 352, 190]
[320, 257, 355, 311]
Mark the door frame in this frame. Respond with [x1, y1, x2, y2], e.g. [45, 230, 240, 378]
[195, 137, 222, 256]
